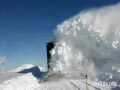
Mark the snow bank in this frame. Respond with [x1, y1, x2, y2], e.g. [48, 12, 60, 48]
[50, 2, 120, 82]
[10, 64, 47, 73]
[11, 64, 35, 72]
[0, 64, 46, 90]
[0, 73, 39, 90]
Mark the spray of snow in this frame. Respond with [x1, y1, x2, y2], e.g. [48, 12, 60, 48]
[50, 2, 120, 81]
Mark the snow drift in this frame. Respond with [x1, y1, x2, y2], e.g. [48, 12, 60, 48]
[11, 64, 35, 72]
[50, 2, 120, 82]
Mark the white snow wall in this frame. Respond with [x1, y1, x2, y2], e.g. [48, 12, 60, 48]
[50, 3, 120, 80]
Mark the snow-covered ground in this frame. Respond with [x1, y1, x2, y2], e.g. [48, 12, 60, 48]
[1, 2, 120, 90]
[0, 64, 43, 90]
[0, 72, 22, 83]
[0, 64, 120, 90]
[0, 73, 39, 90]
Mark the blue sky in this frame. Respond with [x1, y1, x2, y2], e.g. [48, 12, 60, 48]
[0, 0, 119, 70]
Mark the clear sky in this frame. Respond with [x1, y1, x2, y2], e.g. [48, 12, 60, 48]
[0, 0, 119, 70]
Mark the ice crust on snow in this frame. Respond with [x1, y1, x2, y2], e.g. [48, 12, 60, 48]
[50, 2, 120, 82]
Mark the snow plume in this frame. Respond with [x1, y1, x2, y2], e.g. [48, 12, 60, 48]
[50, 2, 120, 81]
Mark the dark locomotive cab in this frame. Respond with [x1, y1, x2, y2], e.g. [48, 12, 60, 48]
[46, 42, 54, 71]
